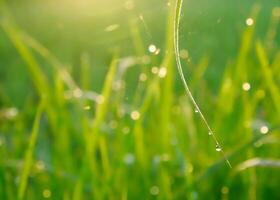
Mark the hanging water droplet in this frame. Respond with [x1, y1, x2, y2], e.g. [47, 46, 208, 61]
[208, 131, 213, 136]
[194, 109, 198, 113]
[215, 144, 222, 152]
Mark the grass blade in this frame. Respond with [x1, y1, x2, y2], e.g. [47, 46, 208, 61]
[173, 0, 231, 168]
[18, 100, 45, 200]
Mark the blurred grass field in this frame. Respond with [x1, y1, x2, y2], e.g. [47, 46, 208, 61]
[0, 0, 280, 199]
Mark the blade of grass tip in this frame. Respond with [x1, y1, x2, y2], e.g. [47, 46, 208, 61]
[173, 0, 231, 168]
[18, 99, 45, 200]
[236, 158, 280, 171]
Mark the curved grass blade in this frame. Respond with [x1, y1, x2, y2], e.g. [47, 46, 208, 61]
[173, 0, 231, 168]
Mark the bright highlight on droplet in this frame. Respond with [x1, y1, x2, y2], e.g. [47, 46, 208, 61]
[122, 126, 130, 134]
[42, 189, 51, 198]
[148, 44, 157, 53]
[215, 144, 222, 152]
[194, 109, 199, 113]
[242, 82, 251, 91]
[151, 66, 159, 74]
[139, 73, 147, 82]
[158, 67, 167, 78]
[123, 153, 135, 165]
[246, 18, 254, 26]
[83, 105, 91, 110]
[260, 125, 269, 134]
[150, 186, 159, 195]
[130, 110, 140, 120]
[104, 24, 119, 32]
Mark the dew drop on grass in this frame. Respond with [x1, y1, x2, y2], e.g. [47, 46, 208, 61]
[150, 186, 159, 196]
[42, 189, 51, 198]
[123, 153, 135, 165]
[194, 109, 198, 113]
[122, 126, 130, 135]
[83, 105, 91, 110]
[151, 66, 159, 74]
[242, 82, 251, 91]
[158, 67, 167, 78]
[215, 144, 222, 152]
[208, 131, 213, 136]
[246, 18, 254, 26]
[148, 44, 157, 53]
[130, 110, 140, 120]
[139, 73, 147, 82]
[260, 125, 269, 134]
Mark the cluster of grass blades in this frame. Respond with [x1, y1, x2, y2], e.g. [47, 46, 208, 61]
[0, 0, 280, 199]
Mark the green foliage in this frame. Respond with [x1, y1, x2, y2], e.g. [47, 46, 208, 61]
[0, 0, 280, 199]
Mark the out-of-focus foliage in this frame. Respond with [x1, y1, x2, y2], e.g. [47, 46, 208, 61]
[0, 0, 280, 199]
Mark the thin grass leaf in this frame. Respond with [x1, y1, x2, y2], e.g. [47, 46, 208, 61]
[256, 41, 280, 114]
[236, 158, 280, 171]
[18, 100, 45, 200]
[173, 0, 231, 168]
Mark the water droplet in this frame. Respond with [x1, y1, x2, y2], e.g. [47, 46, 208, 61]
[42, 189, 51, 198]
[194, 109, 199, 113]
[158, 67, 167, 78]
[83, 105, 91, 110]
[150, 186, 159, 195]
[242, 82, 251, 91]
[122, 126, 130, 134]
[260, 125, 269, 134]
[246, 18, 254, 26]
[123, 153, 135, 165]
[151, 66, 159, 74]
[148, 44, 157, 53]
[104, 24, 119, 32]
[215, 144, 222, 152]
[139, 73, 147, 82]
[130, 110, 140, 120]
[208, 131, 213, 136]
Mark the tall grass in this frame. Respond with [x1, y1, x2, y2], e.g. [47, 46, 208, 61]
[0, 0, 280, 199]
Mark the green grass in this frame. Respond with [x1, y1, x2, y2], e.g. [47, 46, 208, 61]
[0, 0, 280, 199]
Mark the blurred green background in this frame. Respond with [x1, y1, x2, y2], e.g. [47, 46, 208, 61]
[0, 0, 280, 199]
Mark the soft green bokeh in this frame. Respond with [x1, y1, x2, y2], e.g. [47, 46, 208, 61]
[0, 0, 280, 199]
